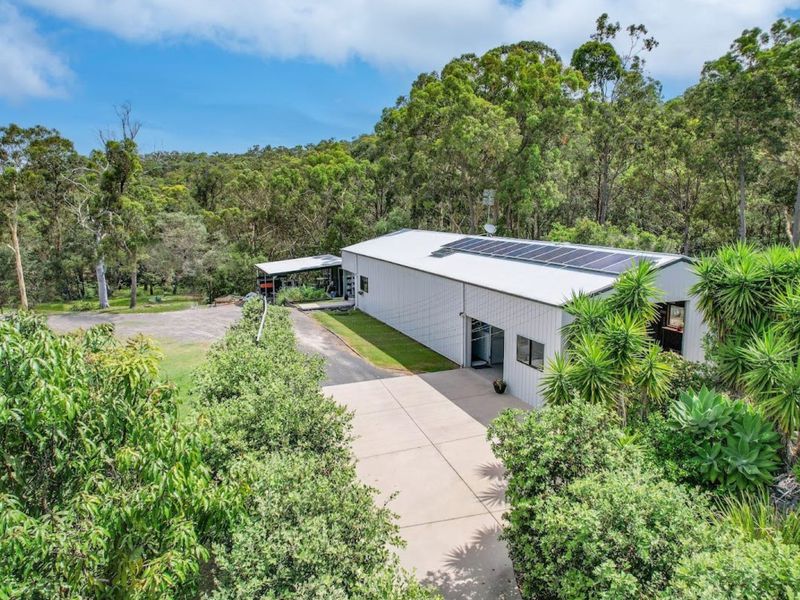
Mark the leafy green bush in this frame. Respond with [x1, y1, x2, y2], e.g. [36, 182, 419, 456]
[275, 284, 329, 306]
[207, 454, 427, 600]
[195, 303, 350, 470]
[669, 387, 781, 490]
[69, 299, 94, 311]
[631, 411, 699, 483]
[668, 537, 800, 599]
[516, 467, 708, 599]
[488, 397, 625, 502]
[196, 299, 435, 599]
[0, 313, 223, 598]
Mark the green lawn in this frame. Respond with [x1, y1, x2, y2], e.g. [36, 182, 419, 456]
[33, 289, 202, 315]
[312, 309, 457, 373]
[157, 338, 211, 417]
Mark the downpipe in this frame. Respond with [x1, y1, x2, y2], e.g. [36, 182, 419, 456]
[256, 294, 268, 344]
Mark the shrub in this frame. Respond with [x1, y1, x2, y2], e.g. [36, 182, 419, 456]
[669, 387, 781, 491]
[195, 301, 351, 470]
[69, 299, 94, 311]
[206, 454, 428, 600]
[488, 397, 625, 502]
[0, 313, 223, 598]
[275, 284, 329, 306]
[668, 537, 800, 599]
[631, 411, 699, 483]
[196, 299, 435, 599]
[517, 467, 708, 599]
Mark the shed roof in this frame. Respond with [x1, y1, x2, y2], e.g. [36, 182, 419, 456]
[255, 254, 341, 277]
[342, 230, 686, 307]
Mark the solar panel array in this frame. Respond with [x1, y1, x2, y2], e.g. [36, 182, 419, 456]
[436, 237, 653, 275]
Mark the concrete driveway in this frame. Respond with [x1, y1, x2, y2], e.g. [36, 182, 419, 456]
[290, 308, 399, 385]
[323, 368, 529, 599]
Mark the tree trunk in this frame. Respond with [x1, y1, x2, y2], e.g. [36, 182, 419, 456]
[129, 263, 138, 309]
[96, 258, 109, 309]
[792, 176, 800, 248]
[598, 154, 610, 225]
[172, 276, 179, 296]
[9, 219, 28, 311]
[737, 155, 747, 242]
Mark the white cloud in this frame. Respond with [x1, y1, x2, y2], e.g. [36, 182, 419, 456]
[13, 0, 800, 86]
[0, 1, 71, 101]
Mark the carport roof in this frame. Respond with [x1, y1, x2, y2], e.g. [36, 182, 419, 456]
[342, 229, 686, 307]
[256, 254, 341, 276]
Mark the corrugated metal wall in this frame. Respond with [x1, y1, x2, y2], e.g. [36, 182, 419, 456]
[348, 254, 465, 364]
[464, 285, 562, 407]
[652, 261, 708, 363]
[341, 251, 708, 406]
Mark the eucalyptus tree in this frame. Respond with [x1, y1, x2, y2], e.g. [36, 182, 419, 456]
[73, 136, 142, 308]
[686, 26, 792, 242]
[569, 14, 660, 225]
[471, 42, 583, 237]
[638, 98, 714, 254]
[0, 125, 76, 309]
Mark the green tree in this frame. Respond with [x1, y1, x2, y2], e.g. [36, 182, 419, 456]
[0, 125, 75, 309]
[0, 314, 224, 596]
[686, 27, 792, 242]
[570, 14, 660, 225]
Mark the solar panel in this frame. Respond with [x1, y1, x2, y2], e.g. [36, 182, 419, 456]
[430, 237, 653, 275]
[603, 256, 647, 274]
[565, 250, 607, 267]
[507, 244, 537, 257]
[579, 252, 633, 270]
[555, 248, 592, 264]
[491, 241, 522, 255]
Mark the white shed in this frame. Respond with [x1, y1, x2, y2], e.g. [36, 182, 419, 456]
[342, 229, 707, 407]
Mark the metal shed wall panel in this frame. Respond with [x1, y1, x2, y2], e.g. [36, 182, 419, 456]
[652, 261, 707, 362]
[594, 260, 707, 363]
[464, 285, 563, 407]
[353, 256, 464, 364]
[341, 250, 357, 274]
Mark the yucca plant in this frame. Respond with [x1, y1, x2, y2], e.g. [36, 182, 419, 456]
[632, 345, 673, 413]
[567, 333, 618, 409]
[742, 327, 797, 401]
[606, 260, 661, 324]
[601, 310, 648, 381]
[690, 255, 725, 330]
[761, 245, 799, 301]
[717, 249, 770, 329]
[761, 356, 800, 457]
[773, 284, 800, 339]
[540, 353, 573, 405]
[562, 292, 609, 348]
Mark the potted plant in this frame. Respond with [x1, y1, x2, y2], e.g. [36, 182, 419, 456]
[493, 378, 507, 394]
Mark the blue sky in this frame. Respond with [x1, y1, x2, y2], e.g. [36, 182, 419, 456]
[2, 1, 799, 154]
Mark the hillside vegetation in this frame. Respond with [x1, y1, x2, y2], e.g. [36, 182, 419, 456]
[2, 15, 799, 311]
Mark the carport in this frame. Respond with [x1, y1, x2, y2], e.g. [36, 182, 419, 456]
[255, 254, 346, 302]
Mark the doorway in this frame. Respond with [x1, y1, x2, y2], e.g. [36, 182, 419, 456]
[470, 318, 504, 380]
[650, 301, 685, 354]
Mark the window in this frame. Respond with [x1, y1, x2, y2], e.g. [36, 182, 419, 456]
[516, 335, 544, 370]
[359, 275, 369, 293]
[668, 304, 685, 331]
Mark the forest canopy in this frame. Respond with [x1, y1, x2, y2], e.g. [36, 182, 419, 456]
[1, 15, 799, 310]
